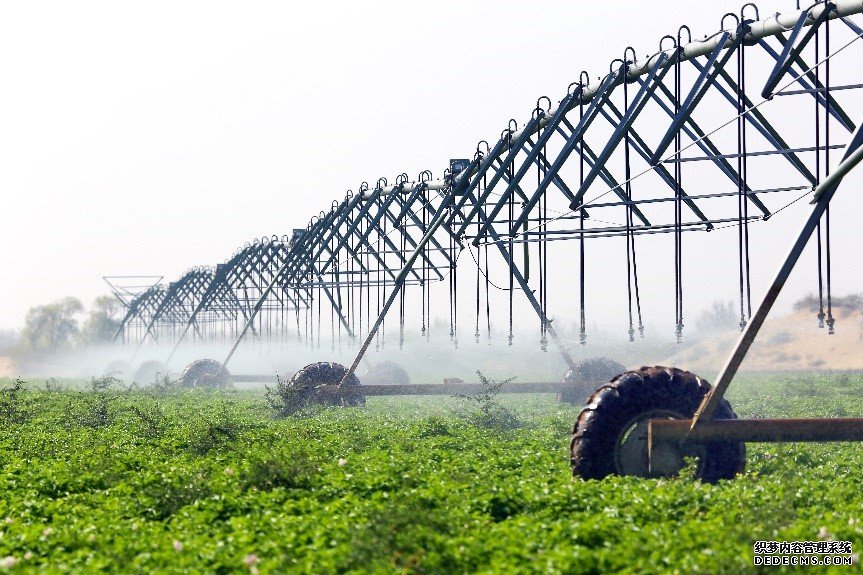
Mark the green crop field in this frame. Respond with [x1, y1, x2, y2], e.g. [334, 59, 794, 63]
[0, 372, 862, 574]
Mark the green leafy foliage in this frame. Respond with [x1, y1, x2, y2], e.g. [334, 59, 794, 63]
[264, 374, 310, 417]
[0, 378, 31, 424]
[186, 402, 248, 455]
[0, 373, 860, 573]
[454, 371, 523, 431]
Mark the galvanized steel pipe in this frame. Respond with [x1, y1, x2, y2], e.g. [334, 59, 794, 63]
[361, 0, 863, 199]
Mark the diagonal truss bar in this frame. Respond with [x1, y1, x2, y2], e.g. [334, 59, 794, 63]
[597, 102, 720, 222]
[578, 54, 672, 197]
[499, 72, 621, 237]
[709, 62, 818, 185]
[650, 32, 736, 164]
[644, 78, 771, 217]
[759, 36, 856, 131]
[455, 115, 543, 233]
[762, 7, 826, 97]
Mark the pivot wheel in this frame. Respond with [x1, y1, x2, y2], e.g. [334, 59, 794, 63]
[289, 362, 365, 407]
[103, 360, 132, 380]
[180, 359, 231, 389]
[133, 360, 169, 386]
[571, 366, 745, 483]
[559, 357, 626, 405]
[363, 361, 411, 386]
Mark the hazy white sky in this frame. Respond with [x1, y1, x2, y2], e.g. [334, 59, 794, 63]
[1, 0, 862, 335]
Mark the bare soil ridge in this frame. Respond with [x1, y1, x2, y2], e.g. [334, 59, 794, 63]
[665, 307, 863, 374]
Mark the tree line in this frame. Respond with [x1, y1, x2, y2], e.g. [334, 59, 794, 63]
[21, 295, 122, 354]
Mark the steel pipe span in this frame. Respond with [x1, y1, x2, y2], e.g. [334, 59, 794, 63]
[362, 0, 863, 199]
[229, 377, 582, 396]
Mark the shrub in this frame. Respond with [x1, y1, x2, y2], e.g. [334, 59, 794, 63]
[43, 377, 66, 392]
[0, 378, 31, 424]
[241, 446, 317, 491]
[467, 401, 522, 431]
[187, 403, 245, 455]
[415, 415, 453, 438]
[152, 372, 182, 394]
[144, 471, 212, 520]
[347, 497, 455, 573]
[62, 393, 117, 429]
[89, 374, 121, 392]
[264, 374, 312, 417]
[454, 371, 522, 431]
[128, 403, 168, 439]
[794, 292, 863, 312]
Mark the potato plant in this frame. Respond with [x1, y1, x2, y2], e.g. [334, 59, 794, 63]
[0, 374, 861, 573]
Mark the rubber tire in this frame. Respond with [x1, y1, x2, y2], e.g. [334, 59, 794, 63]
[180, 359, 230, 389]
[133, 360, 169, 385]
[103, 360, 132, 380]
[289, 362, 365, 407]
[362, 361, 411, 386]
[559, 357, 626, 405]
[571, 365, 745, 483]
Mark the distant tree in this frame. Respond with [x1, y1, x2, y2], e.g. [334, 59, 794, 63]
[23, 297, 83, 353]
[794, 292, 863, 313]
[80, 295, 123, 344]
[694, 300, 739, 334]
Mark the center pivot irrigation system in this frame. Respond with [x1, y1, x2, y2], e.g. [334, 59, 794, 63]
[108, 0, 863, 481]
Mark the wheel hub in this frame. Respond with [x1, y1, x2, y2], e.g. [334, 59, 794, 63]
[614, 409, 698, 478]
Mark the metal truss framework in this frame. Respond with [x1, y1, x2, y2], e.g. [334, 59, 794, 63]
[113, 1, 863, 385]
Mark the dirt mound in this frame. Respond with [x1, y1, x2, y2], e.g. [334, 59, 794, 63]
[664, 308, 863, 374]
